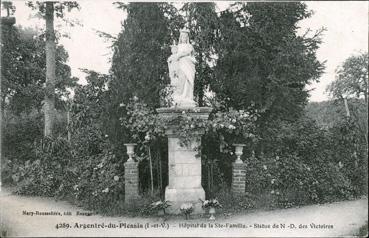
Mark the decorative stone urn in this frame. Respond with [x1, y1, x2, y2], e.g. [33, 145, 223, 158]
[209, 207, 216, 220]
[156, 107, 212, 214]
[233, 143, 246, 164]
[124, 143, 137, 162]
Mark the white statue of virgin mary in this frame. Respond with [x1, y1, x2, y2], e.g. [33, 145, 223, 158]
[167, 28, 196, 107]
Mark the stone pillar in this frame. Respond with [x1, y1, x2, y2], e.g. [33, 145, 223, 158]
[124, 161, 139, 204]
[166, 135, 204, 214]
[157, 107, 212, 214]
[232, 163, 246, 194]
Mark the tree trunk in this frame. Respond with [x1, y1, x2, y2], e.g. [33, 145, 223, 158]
[210, 161, 214, 194]
[343, 98, 350, 117]
[207, 162, 211, 194]
[156, 149, 162, 191]
[67, 109, 71, 143]
[44, 2, 56, 137]
[197, 52, 204, 107]
[148, 146, 154, 196]
[0, 10, 3, 190]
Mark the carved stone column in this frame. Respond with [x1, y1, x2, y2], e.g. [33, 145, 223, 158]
[157, 107, 212, 214]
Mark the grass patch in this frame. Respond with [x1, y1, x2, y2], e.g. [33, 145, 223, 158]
[0, 222, 12, 237]
[354, 221, 368, 237]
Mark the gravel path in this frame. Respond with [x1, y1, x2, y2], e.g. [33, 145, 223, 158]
[0, 188, 367, 237]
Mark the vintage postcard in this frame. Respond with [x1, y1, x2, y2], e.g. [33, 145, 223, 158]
[0, 0, 368, 237]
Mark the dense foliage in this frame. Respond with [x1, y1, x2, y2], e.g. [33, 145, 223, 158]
[1, 23, 76, 177]
[245, 118, 360, 206]
[14, 137, 73, 197]
[67, 71, 128, 211]
[1, 109, 67, 165]
[0, 25, 77, 114]
[217, 116, 367, 211]
[212, 3, 324, 118]
[110, 2, 173, 108]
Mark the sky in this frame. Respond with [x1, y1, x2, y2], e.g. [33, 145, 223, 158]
[4, 1, 369, 102]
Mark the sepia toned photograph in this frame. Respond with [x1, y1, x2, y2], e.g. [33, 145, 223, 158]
[0, 0, 368, 237]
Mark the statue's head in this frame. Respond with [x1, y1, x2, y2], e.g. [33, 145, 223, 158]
[179, 28, 190, 44]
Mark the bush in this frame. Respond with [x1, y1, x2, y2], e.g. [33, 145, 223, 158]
[65, 74, 127, 213]
[216, 188, 257, 213]
[328, 118, 368, 196]
[2, 110, 43, 163]
[70, 148, 125, 213]
[1, 157, 21, 185]
[2, 109, 68, 162]
[1, 109, 68, 186]
[15, 136, 73, 197]
[240, 116, 364, 208]
[0, 222, 13, 238]
[354, 221, 368, 237]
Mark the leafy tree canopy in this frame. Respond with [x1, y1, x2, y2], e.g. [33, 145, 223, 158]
[1, 1, 16, 17]
[0, 24, 78, 114]
[211, 2, 325, 123]
[327, 52, 368, 102]
[305, 99, 367, 130]
[110, 2, 177, 108]
[26, 1, 80, 19]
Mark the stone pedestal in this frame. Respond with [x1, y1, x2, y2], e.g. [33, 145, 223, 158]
[124, 161, 139, 204]
[232, 162, 246, 194]
[157, 107, 212, 214]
